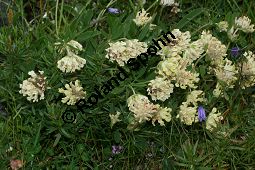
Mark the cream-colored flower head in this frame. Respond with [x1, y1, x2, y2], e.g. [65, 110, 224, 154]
[214, 58, 238, 87]
[147, 77, 174, 101]
[133, 9, 152, 26]
[206, 37, 227, 65]
[177, 103, 198, 125]
[198, 30, 213, 47]
[174, 69, 200, 89]
[157, 55, 200, 89]
[157, 29, 191, 59]
[213, 83, 223, 98]
[127, 94, 159, 123]
[105, 39, 147, 66]
[235, 16, 255, 33]
[57, 52, 86, 73]
[185, 90, 205, 106]
[240, 51, 255, 88]
[176, 90, 205, 125]
[56, 40, 86, 73]
[183, 40, 205, 64]
[217, 21, 229, 32]
[160, 0, 181, 13]
[109, 111, 121, 128]
[206, 107, 223, 132]
[157, 55, 182, 78]
[19, 71, 47, 102]
[160, 0, 175, 6]
[152, 107, 172, 126]
[58, 80, 86, 105]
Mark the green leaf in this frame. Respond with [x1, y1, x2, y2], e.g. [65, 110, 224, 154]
[176, 8, 204, 29]
[138, 24, 150, 40]
[113, 130, 121, 143]
[76, 31, 101, 41]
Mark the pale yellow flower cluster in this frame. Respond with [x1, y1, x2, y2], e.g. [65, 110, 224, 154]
[199, 31, 227, 66]
[213, 83, 223, 98]
[19, 71, 47, 102]
[157, 29, 191, 59]
[217, 21, 228, 32]
[240, 51, 255, 89]
[206, 107, 223, 132]
[176, 90, 205, 125]
[147, 77, 174, 101]
[127, 94, 172, 126]
[58, 80, 86, 105]
[105, 39, 147, 66]
[133, 9, 152, 27]
[198, 30, 238, 94]
[56, 40, 86, 73]
[160, 0, 181, 13]
[183, 40, 204, 64]
[217, 16, 254, 41]
[235, 16, 255, 33]
[213, 58, 238, 88]
[147, 29, 202, 101]
[109, 111, 121, 128]
[156, 55, 200, 90]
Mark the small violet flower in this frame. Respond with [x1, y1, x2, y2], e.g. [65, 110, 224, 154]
[107, 7, 121, 14]
[112, 145, 123, 154]
[198, 106, 206, 122]
[231, 47, 240, 57]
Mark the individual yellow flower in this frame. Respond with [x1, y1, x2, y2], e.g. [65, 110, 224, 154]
[157, 29, 191, 59]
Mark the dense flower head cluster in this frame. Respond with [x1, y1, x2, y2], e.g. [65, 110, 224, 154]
[217, 16, 254, 41]
[176, 90, 205, 125]
[157, 29, 191, 59]
[156, 54, 199, 90]
[109, 111, 121, 128]
[58, 80, 86, 105]
[55, 40, 86, 73]
[133, 9, 152, 26]
[206, 108, 223, 132]
[160, 0, 181, 13]
[235, 16, 255, 33]
[240, 51, 255, 89]
[19, 71, 47, 102]
[147, 77, 174, 101]
[213, 58, 238, 87]
[127, 94, 172, 126]
[105, 39, 148, 66]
